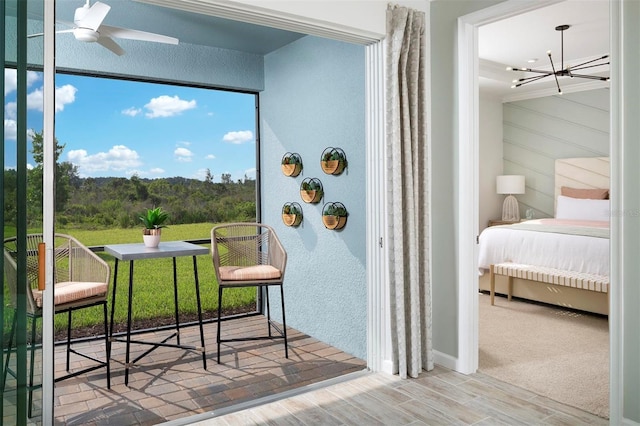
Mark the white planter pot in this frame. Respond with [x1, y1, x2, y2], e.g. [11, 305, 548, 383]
[143, 233, 161, 248]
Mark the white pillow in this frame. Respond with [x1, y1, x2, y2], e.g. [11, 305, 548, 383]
[556, 195, 610, 221]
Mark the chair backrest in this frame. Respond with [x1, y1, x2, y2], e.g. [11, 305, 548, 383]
[211, 223, 287, 279]
[3, 234, 110, 313]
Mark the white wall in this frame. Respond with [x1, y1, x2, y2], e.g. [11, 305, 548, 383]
[503, 89, 609, 218]
[479, 95, 504, 231]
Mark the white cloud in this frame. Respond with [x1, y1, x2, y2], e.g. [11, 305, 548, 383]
[205, 154, 216, 160]
[244, 167, 257, 180]
[26, 84, 77, 112]
[174, 147, 193, 162]
[4, 69, 39, 95]
[5, 101, 17, 119]
[149, 167, 165, 174]
[144, 95, 196, 118]
[178, 141, 191, 147]
[4, 119, 17, 140]
[122, 107, 142, 117]
[194, 168, 210, 180]
[222, 130, 253, 144]
[67, 145, 142, 173]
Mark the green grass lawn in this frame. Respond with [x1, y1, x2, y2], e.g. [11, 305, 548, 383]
[4, 223, 257, 338]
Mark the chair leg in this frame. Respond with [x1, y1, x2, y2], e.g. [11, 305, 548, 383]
[265, 286, 272, 338]
[28, 316, 37, 418]
[280, 285, 288, 359]
[217, 285, 223, 364]
[103, 302, 111, 389]
[66, 309, 72, 372]
[2, 314, 17, 392]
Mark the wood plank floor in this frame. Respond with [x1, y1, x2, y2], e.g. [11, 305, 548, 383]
[180, 366, 609, 426]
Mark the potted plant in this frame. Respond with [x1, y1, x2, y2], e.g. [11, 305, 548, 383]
[322, 202, 348, 230]
[300, 177, 323, 203]
[282, 202, 303, 227]
[320, 147, 347, 175]
[281, 152, 303, 177]
[139, 207, 169, 248]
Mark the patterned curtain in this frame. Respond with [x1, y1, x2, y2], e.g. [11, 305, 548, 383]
[386, 5, 433, 379]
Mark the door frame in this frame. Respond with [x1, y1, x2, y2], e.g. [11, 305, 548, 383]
[456, 0, 622, 423]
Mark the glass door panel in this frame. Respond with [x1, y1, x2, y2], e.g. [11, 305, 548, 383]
[3, 0, 46, 424]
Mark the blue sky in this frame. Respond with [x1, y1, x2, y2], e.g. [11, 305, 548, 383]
[4, 69, 257, 182]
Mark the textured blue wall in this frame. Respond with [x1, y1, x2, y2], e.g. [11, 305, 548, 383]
[261, 36, 367, 359]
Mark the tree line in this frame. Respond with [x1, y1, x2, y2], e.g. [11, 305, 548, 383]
[4, 131, 256, 229]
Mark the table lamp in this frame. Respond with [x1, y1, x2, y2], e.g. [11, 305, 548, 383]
[496, 175, 525, 221]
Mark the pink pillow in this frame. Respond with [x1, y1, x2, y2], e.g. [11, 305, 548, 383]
[561, 186, 609, 200]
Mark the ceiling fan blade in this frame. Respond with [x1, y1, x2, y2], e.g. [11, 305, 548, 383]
[96, 36, 125, 56]
[28, 28, 76, 38]
[100, 25, 178, 45]
[77, 1, 110, 31]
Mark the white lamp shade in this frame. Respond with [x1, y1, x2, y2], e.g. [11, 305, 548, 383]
[496, 175, 525, 195]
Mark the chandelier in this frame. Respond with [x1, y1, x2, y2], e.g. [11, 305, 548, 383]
[507, 24, 610, 94]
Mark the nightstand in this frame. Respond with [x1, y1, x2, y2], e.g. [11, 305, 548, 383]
[488, 219, 520, 227]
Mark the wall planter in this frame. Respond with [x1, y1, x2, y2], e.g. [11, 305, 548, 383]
[300, 177, 323, 204]
[322, 202, 348, 230]
[320, 147, 347, 175]
[282, 202, 303, 227]
[281, 152, 303, 177]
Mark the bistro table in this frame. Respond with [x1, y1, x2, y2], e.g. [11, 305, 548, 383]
[104, 241, 209, 385]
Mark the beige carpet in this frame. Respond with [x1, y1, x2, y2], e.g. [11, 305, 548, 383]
[478, 292, 609, 419]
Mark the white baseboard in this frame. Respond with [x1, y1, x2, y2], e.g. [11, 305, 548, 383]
[434, 350, 459, 372]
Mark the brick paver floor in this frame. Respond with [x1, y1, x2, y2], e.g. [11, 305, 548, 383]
[2, 314, 366, 425]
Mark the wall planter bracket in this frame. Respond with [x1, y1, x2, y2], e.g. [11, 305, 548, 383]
[321, 147, 347, 175]
[282, 202, 303, 227]
[322, 202, 348, 230]
[281, 152, 303, 177]
[300, 177, 323, 204]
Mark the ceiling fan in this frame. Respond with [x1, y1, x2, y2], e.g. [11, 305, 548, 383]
[506, 24, 610, 94]
[28, 0, 178, 56]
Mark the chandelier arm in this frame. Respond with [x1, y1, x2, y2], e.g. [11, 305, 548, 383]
[570, 62, 611, 72]
[570, 55, 611, 70]
[507, 67, 553, 74]
[514, 73, 553, 87]
[567, 73, 609, 81]
[517, 73, 553, 83]
[547, 52, 562, 94]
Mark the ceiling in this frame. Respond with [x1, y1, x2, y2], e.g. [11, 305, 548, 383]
[19, 0, 305, 55]
[17, 0, 609, 101]
[479, 0, 610, 102]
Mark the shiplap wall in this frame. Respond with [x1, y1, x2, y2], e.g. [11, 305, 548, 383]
[503, 88, 610, 218]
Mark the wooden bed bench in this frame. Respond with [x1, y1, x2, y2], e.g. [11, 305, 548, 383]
[489, 263, 609, 306]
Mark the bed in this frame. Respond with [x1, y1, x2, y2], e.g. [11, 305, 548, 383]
[478, 157, 610, 315]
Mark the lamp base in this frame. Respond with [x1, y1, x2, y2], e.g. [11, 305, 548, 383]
[502, 195, 520, 222]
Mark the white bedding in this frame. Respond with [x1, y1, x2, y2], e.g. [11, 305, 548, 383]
[478, 219, 610, 277]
